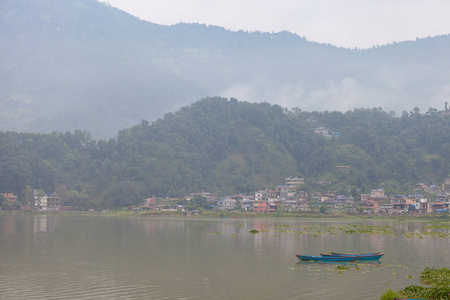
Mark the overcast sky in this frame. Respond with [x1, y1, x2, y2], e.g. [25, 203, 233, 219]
[100, 0, 450, 48]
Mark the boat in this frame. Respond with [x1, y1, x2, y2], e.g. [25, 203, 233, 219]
[320, 252, 383, 261]
[295, 255, 357, 262]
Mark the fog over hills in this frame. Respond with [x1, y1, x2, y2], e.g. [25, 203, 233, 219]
[1, 0, 449, 138]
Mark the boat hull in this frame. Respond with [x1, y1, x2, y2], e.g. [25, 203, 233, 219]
[296, 255, 357, 262]
[321, 252, 383, 261]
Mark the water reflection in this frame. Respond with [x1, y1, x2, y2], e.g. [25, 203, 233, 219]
[3, 214, 16, 235]
[0, 215, 449, 300]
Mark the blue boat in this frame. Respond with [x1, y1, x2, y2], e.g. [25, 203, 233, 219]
[321, 252, 383, 261]
[296, 254, 357, 262]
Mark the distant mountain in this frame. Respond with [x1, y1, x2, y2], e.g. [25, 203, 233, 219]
[1, 0, 450, 137]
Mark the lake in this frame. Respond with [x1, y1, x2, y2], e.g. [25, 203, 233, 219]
[0, 214, 448, 299]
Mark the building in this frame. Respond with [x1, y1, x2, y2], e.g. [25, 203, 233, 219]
[275, 185, 290, 197]
[217, 197, 237, 210]
[335, 165, 351, 171]
[267, 201, 278, 213]
[241, 197, 254, 211]
[35, 192, 60, 211]
[253, 200, 268, 213]
[285, 176, 305, 188]
[1, 193, 17, 205]
[255, 190, 268, 201]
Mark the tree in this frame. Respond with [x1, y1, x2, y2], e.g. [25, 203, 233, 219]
[22, 185, 34, 209]
[190, 195, 208, 209]
[107, 180, 143, 208]
[411, 107, 420, 116]
[54, 185, 69, 205]
[1, 200, 10, 210]
[0, 194, 9, 210]
[319, 205, 326, 213]
[67, 190, 90, 210]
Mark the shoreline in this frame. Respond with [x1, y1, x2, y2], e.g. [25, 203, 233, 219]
[2, 210, 449, 222]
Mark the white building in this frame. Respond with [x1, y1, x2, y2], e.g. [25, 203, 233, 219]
[35, 191, 60, 211]
[285, 176, 305, 188]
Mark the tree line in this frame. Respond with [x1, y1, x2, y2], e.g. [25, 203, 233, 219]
[1, 97, 449, 209]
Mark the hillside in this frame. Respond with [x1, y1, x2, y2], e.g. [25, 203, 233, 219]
[1, 0, 450, 138]
[1, 98, 450, 208]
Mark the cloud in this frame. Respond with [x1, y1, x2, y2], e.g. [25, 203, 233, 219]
[219, 75, 450, 115]
[220, 78, 372, 112]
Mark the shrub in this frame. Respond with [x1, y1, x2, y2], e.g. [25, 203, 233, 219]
[380, 289, 400, 300]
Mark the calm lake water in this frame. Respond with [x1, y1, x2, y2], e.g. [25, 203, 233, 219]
[0, 214, 449, 300]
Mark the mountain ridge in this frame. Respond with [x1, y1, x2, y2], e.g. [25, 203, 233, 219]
[1, 0, 449, 138]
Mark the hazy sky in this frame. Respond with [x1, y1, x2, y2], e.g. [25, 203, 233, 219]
[100, 0, 450, 48]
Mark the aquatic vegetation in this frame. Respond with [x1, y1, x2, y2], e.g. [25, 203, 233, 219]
[249, 229, 259, 234]
[399, 267, 450, 300]
[238, 222, 449, 240]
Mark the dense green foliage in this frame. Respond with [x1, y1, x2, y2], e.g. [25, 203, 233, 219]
[1, 97, 450, 208]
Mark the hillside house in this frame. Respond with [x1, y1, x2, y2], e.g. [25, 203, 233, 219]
[413, 183, 428, 192]
[314, 127, 332, 138]
[335, 165, 351, 171]
[445, 178, 450, 186]
[285, 176, 305, 188]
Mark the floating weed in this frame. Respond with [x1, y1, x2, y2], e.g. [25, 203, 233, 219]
[261, 222, 448, 240]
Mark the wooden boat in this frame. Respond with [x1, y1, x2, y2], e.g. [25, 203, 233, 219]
[321, 252, 383, 261]
[295, 255, 357, 262]
[332, 252, 380, 256]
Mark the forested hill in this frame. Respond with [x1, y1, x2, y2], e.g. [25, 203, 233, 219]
[1, 0, 450, 138]
[1, 98, 450, 208]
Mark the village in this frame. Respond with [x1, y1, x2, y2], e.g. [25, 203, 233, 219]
[2, 176, 450, 215]
[142, 176, 450, 215]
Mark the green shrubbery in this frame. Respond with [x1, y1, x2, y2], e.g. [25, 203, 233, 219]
[379, 289, 400, 300]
